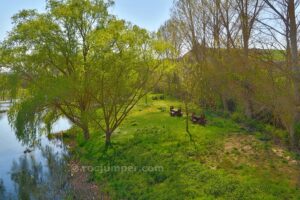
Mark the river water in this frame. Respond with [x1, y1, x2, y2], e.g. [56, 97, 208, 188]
[0, 103, 72, 200]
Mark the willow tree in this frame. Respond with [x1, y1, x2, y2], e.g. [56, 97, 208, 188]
[1, 0, 112, 140]
[88, 20, 168, 146]
[1, 0, 168, 146]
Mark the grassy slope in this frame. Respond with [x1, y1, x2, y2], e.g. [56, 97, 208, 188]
[69, 95, 300, 200]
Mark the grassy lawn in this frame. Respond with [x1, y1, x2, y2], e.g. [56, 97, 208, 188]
[68, 95, 300, 200]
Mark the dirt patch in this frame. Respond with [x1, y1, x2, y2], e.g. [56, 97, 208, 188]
[223, 135, 299, 165]
[69, 160, 109, 200]
[221, 134, 300, 186]
[272, 147, 298, 165]
[55, 130, 110, 200]
[224, 135, 257, 156]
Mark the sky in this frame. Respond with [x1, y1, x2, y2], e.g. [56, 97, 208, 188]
[0, 0, 173, 41]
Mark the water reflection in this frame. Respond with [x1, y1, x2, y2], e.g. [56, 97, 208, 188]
[0, 179, 5, 200]
[9, 145, 71, 200]
[0, 106, 73, 200]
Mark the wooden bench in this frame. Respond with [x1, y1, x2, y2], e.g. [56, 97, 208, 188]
[170, 106, 183, 117]
[191, 113, 207, 126]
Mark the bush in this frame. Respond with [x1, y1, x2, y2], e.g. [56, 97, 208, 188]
[244, 119, 265, 132]
[255, 132, 272, 142]
[265, 125, 288, 143]
[231, 112, 247, 123]
[231, 112, 265, 132]
[294, 123, 300, 144]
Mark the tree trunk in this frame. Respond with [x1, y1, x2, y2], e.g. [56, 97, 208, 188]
[287, 119, 297, 149]
[185, 102, 189, 133]
[288, 0, 299, 149]
[145, 94, 148, 105]
[82, 124, 90, 140]
[184, 101, 195, 144]
[288, 0, 300, 121]
[289, 0, 300, 101]
[243, 34, 254, 118]
[245, 98, 253, 118]
[105, 131, 112, 147]
[221, 94, 228, 112]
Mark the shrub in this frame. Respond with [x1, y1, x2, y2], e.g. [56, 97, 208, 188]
[265, 125, 288, 143]
[231, 112, 247, 123]
[294, 123, 300, 145]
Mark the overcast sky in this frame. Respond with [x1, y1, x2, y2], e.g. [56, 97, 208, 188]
[0, 0, 173, 41]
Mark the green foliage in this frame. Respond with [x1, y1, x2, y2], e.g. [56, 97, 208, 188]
[8, 96, 44, 145]
[266, 125, 289, 143]
[231, 112, 265, 133]
[294, 123, 300, 142]
[231, 112, 247, 123]
[2, 0, 170, 143]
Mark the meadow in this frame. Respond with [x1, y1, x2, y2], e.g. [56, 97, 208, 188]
[66, 95, 300, 200]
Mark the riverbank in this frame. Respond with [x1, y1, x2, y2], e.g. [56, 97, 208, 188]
[49, 132, 110, 200]
[68, 160, 109, 200]
[62, 96, 300, 199]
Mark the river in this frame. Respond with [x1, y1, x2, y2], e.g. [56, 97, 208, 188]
[0, 103, 72, 200]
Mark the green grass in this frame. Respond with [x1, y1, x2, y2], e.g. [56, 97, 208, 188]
[68, 95, 300, 200]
